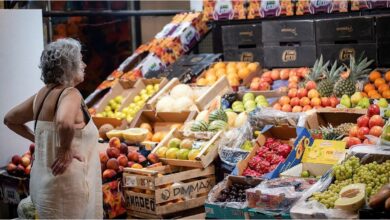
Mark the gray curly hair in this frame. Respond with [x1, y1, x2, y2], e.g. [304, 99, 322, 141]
[39, 38, 84, 85]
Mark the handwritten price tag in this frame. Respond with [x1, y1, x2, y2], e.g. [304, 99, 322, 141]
[124, 176, 137, 187]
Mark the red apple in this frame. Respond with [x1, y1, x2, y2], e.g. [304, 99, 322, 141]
[369, 126, 383, 137]
[109, 137, 121, 149]
[363, 139, 375, 145]
[21, 156, 30, 168]
[99, 152, 109, 163]
[357, 115, 370, 128]
[258, 82, 270, 91]
[281, 104, 292, 112]
[250, 81, 260, 91]
[368, 104, 380, 117]
[262, 71, 271, 78]
[329, 96, 339, 108]
[349, 125, 359, 137]
[261, 76, 272, 84]
[306, 81, 317, 90]
[297, 88, 308, 98]
[16, 164, 25, 174]
[292, 106, 302, 112]
[288, 88, 298, 98]
[290, 97, 300, 107]
[279, 96, 290, 105]
[12, 155, 22, 165]
[357, 127, 370, 140]
[280, 69, 290, 80]
[127, 150, 139, 162]
[106, 147, 120, 159]
[308, 89, 320, 99]
[117, 154, 129, 167]
[302, 105, 312, 111]
[368, 115, 384, 128]
[106, 158, 119, 171]
[271, 69, 280, 80]
[102, 169, 117, 179]
[6, 163, 17, 174]
[310, 97, 321, 107]
[252, 77, 261, 83]
[346, 137, 362, 148]
[29, 143, 35, 154]
[25, 164, 31, 175]
[120, 143, 128, 155]
[321, 97, 330, 107]
[300, 97, 311, 107]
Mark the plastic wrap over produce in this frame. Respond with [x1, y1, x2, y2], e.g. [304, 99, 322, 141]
[291, 145, 390, 219]
[218, 122, 253, 166]
[248, 108, 307, 131]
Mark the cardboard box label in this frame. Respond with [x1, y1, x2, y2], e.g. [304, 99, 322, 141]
[123, 175, 154, 189]
[302, 140, 346, 165]
[126, 193, 156, 213]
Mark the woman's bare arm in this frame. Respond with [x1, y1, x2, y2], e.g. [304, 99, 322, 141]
[3, 95, 36, 142]
[51, 88, 83, 175]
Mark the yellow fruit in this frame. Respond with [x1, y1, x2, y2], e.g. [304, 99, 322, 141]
[226, 62, 237, 69]
[215, 68, 226, 78]
[238, 68, 251, 80]
[236, 62, 247, 70]
[247, 63, 259, 72]
[165, 148, 179, 159]
[197, 78, 208, 86]
[228, 78, 240, 87]
[205, 69, 216, 78]
[156, 146, 168, 158]
[214, 62, 226, 69]
[140, 123, 152, 132]
[188, 149, 200, 160]
[206, 74, 217, 84]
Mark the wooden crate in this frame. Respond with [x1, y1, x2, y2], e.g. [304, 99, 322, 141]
[151, 128, 222, 168]
[123, 165, 215, 216]
[146, 76, 232, 111]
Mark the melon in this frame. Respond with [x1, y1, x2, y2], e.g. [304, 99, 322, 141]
[334, 183, 366, 211]
[99, 124, 114, 139]
[208, 109, 228, 123]
[208, 120, 228, 132]
[106, 129, 123, 139]
[122, 128, 149, 143]
[191, 120, 208, 132]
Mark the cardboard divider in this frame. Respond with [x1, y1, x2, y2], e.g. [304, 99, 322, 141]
[305, 108, 366, 130]
[236, 125, 313, 179]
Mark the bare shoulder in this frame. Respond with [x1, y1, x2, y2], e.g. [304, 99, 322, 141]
[61, 87, 82, 101]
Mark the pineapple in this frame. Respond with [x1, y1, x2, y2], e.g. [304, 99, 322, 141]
[317, 61, 345, 97]
[333, 54, 374, 97]
[335, 123, 355, 136]
[319, 124, 344, 140]
[304, 55, 330, 85]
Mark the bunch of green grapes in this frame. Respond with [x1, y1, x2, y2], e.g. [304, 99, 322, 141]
[310, 156, 390, 208]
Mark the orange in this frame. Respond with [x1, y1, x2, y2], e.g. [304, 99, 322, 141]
[378, 84, 390, 93]
[383, 90, 390, 98]
[247, 63, 259, 72]
[364, 83, 376, 93]
[369, 70, 382, 82]
[197, 78, 208, 86]
[205, 69, 216, 78]
[226, 62, 237, 69]
[385, 71, 390, 82]
[206, 74, 217, 84]
[226, 66, 237, 75]
[370, 93, 382, 99]
[215, 68, 226, 77]
[236, 62, 247, 70]
[368, 90, 380, 97]
[361, 92, 368, 97]
[374, 78, 386, 88]
[238, 68, 251, 80]
[214, 62, 226, 69]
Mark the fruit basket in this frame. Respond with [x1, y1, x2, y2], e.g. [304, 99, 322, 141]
[151, 128, 222, 168]
[122, 165, 215, 216]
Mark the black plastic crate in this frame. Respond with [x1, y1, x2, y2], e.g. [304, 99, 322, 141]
[378, 42, 390, 67]
[263, 44, 316, 68]
[262, 20, 315, 43]
[376, 15, 390, 42]
[317, 43, 377, 65]
[222, 23, 262, 48]
[223, 47, 263, 63]
[315, 17, 375, 43]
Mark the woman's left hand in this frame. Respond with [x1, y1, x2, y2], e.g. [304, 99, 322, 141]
[51, 148, 84, 176]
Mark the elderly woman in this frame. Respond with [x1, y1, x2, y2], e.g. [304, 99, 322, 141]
[3, 38, 103, 218]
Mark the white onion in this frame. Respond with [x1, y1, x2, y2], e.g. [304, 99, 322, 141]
[234, 112, 248, 128]
[170, 84, 194, 100]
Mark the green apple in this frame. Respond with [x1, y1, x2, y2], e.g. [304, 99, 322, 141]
[255, 95, 266, 103]
[126, 115, 133, 123]
[140, 89, 148, 96]
[301, 170, 310, 178]
[141, 94, 149, 101]
[243, 93, 255, 103]
[154, 84, 159, 91]
[133, 95, 141, 103]
[232, 101, 244, 108]
[378, 98, 389, 108]
[146, 84, 154, 92]
[106, 112, 114, 118]
[129, 103, 137, 109]
[224, 108, 233, 112]
[385, 109, 390, 118]
[147, 89, 155, 95]
[357, 97, 370, 109]
[95, 113, 103, 117]
[244, 100, 256, 110]
[257, 101, 269, 108]
[108, 99, 116, 107]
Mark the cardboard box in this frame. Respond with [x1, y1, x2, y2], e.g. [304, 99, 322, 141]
[223, 48, 264, 63]
[281, 139, 346, 178]
[295, 0, 348, 15]
[247, 0, 294, 19]
[205, 175, 263, 219]
[236, 126, 313, 179]
[305, 108, 366, 130]
[152, 128, 222, 168]
[123, 165, 215, 216]
[262, 20, 315, 43]
[315, 17, 374, 43]
[263, 44, 317, 68]
[204, 0, 247, 21]
[247, 208, 291, 219]
[147, 77, 233, 111]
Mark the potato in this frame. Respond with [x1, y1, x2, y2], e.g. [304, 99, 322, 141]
[369, 185, 390, 209]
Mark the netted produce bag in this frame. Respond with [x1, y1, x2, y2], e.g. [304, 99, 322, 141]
[218, 122, 253, 166]
[17, 196, 36, 219]
[248, 108, 307, 131]
[291, 144, 390, 219]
